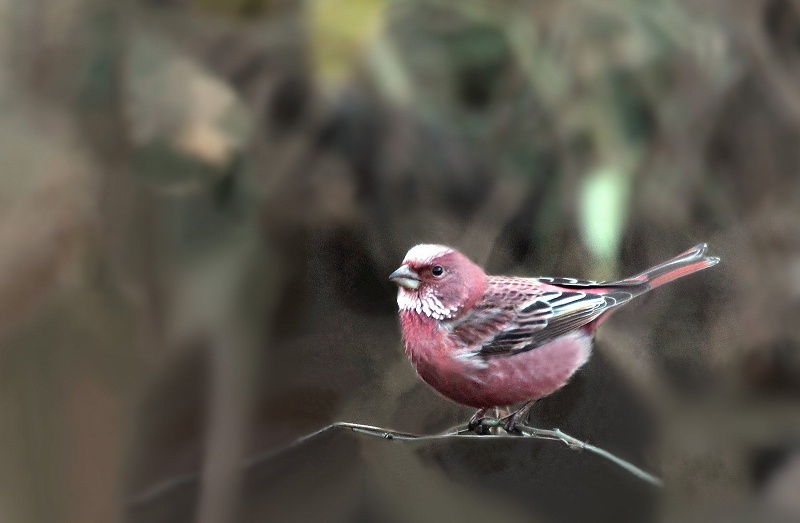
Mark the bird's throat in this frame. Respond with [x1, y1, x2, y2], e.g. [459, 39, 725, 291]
[396, 288, 455, 320]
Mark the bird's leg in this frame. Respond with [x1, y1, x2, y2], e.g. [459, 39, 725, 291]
[467, 408, 491, 434]
[502, 400, 536, 435]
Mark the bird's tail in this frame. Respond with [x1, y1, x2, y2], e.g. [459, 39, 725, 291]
[616, 243, 720, 291]
[583, 243, 719, 329]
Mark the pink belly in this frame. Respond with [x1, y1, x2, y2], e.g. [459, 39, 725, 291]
[415, 332, 594, 408]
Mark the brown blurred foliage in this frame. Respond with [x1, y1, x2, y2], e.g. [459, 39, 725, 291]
[1, 0, 800, 522]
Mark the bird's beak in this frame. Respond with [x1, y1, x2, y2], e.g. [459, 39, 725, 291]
[389, 265, 420, 290]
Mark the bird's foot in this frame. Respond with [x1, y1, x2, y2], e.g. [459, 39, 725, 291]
[471, 419, 492, 435]
[502, 417, 524, 435]
[500, 400, 536, 436]
[468, 409, 492, 435]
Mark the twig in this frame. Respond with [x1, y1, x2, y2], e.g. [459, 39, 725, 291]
[130, 418, 662, 508]
[320, 419, 663, 487]
[470, 419, 663, 486]
[247, 419, 663, 488]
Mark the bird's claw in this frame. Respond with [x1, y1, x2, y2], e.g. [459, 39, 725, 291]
[502, 418, 524, 435]
[499, 400, 535, 435]
[467, 417, 492, 435]
[468, 409, 492, 434]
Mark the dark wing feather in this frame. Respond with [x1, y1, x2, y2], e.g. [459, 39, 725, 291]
[536, 276, 643, 288]
[450, 277, 633, 358]
[478, 291, 608, 355]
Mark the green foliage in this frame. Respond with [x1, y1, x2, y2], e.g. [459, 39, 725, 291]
[580, 166, 632, 276]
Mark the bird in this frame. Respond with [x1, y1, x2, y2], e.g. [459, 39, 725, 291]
[389, 243, 719, 433]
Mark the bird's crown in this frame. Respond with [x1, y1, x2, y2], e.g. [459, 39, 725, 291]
[403, 244, 454, 265]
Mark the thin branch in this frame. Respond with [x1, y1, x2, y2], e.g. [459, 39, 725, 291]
[312, 419, 664, 487]
[130, 419, 661, 508]
[492, 423, 663, 487]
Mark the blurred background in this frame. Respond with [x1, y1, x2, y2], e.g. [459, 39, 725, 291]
[2, 0, 800, 521]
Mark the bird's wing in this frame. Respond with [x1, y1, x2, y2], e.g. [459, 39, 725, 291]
[535, 276, 608, 287]
[450, 277, 632, 357]
[535, 276, 642, 288]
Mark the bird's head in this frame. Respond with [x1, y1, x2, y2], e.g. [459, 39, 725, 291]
[389, 244, 488, 320]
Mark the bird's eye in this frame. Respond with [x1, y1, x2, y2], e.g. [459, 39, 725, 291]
[431, 265, 444, 277]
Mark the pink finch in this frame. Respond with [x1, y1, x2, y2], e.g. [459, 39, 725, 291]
[389, 243, 719, 432]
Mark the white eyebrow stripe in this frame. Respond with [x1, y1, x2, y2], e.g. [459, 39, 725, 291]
[403, 244, 453, 264]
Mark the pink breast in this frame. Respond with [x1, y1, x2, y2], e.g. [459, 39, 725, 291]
[402, 317, 593, 408]
[469, 332, 593, 407]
